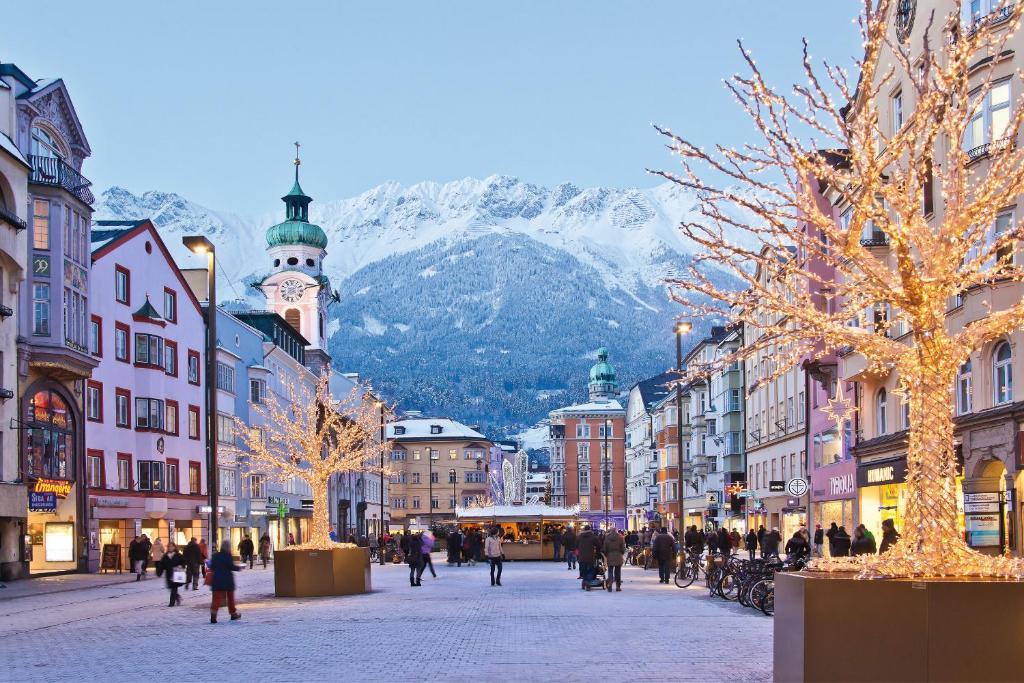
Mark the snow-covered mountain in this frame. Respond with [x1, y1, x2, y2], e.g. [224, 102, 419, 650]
[95, 176, 737, 433]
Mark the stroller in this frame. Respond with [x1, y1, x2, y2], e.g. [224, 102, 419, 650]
[583, 551, 607, 591]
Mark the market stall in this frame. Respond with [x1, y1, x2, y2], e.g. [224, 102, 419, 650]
[455, 504, 579, 560]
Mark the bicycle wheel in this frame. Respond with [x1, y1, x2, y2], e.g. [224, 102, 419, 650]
[674, 563, 696, 588]
[759, 584, 774, 616]
[707, 567, 722, 596]
[719, 572, 739, 601]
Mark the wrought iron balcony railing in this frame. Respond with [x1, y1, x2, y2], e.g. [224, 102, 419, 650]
[29, 155, 94, 205]
[0, 204, 26, 231]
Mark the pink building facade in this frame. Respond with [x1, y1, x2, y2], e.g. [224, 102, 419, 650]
[84, 220, 207, 571]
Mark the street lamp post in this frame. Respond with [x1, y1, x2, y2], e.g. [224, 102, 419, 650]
[675, 321, 692, 534]
[449, 468, 457, 525]
[183, 235, 218, 550]
[429, 449, 436, 529]
[377, 401, 386, 565]
[604, 417, 611, 531]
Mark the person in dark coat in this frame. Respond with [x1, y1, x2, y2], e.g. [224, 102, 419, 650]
[183, 537, 202, 590]
[761, 528, 781, 559]
[407, 533, 425, 586]
[448, 528, 463, 566]
[238, 534, 255, 569]
[652, 527, 676, 584]
[831, 526, 852, 557]
[575, 526, 600, 589]
[159, 542, 187, 607]
[879, 519, 900, 554]
[850, 526, 877, 555]
[784, 531, 810, 564]
[826, 522, 839, 557]
[696, 528, 707, 552]
[718, 528, 732, 557]
[683, 526, 699, 553]
[756, 525, 766, 556]
[707, 530, 720, 555]
[209, 540, 241, 623]
[744, 529, 758, 561]
[813, 524, 825, 557]
[562, 527, 577, 571]
[551, 526, 562, 563]
[128, 536, 142, 579]
[468, 530, 482, 566]
[602, 529, 626, 592]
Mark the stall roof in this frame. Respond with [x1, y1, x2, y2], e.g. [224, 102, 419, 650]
[456, 503, 580, 520]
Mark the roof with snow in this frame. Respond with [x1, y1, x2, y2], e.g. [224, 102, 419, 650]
[388, 417, 489, 442]
[550, 399, 624, 415]
[633, 371, 676, 408]
[456, 503, 579, 520]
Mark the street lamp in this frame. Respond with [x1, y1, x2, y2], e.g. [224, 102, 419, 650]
[604, 417, 611, 531]
[449, 468, 457, 525]
[377, 401, 386, 565]
[429, 448, 437, 529]
[183, 235, 217, 550]
[675, 320, 692, 534]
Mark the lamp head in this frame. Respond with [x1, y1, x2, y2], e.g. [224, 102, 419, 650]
[675, 321, 693, 335]
[182, 235, 214, 255]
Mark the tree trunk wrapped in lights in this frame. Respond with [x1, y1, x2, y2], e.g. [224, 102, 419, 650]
[230, 373, 389, 550]
[651, 0, 1024, 578]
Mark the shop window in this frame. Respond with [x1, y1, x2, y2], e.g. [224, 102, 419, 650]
[24, 389, 74, 480]
[44, 522, 74, 562]
[994, 342, 1013, 404]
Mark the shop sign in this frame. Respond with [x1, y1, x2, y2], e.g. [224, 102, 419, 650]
[705, 492, 720, 505]
[34, 478, 72, 498]
[300, 498, 314, 510]
[134, 519, 142, 537]
[32, 254, 50, 277]
[197, 505, 226, 514]
[28, 492, 57, 512]
[768, 480, 786, 493]
[966, 514, 1000, 547]
[964, 492, 1001, 504]
[168, 519, 175, 538]
[856, 457, 907, 487]
[737, 490, 754, 498]
[250, 510, 268, 517]
[786, 478, 808, 497]
[964, 502, 1000, 514]
[94, 497, 130, 508]
[828, 474, 855, 497]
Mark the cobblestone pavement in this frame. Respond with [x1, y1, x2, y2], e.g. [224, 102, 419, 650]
[1, 557, 772, 682]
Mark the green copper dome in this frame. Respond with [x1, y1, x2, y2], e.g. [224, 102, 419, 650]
[589, 347, 616, 383]
[265, 172, 328, 250]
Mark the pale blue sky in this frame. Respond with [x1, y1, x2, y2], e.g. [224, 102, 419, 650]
[6, 2, 862, 213]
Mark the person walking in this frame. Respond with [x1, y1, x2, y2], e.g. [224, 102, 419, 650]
[718, 527, 732, 557]
[756, 525, 766, 557]
[129, 536, 144, 580]
[730, 528, 741, 555]
[209, 540, 241, 623]
[576, 525, 599, 590]
[785, 531, 810, 565]
[562, 526, 577, 572]
[879, 519, 900, 554]
[484, 527, 504, 586]
[684, 525, 699, 554]
[762, 528, 781, 559]
[448, 528, 463, 567]
[159, 542, 186, 607]
[652, 527, 675, 584]
[421, 533, 437, 579]
[199, 538, 209, 578]
[368, 533, 379, 560]
[183, 537, 202, 590]
[468, 530, 481, 566]
[696, 528, 707, 553]
[258, 534, 272, 569]
[707, 529, 720, 556]
[813, 524, 824, 557]
[826, 522, 839, 557]
[744, 529, 758, 561]
[851, 526, 877, 555]
[238, 534, 255, 569]
[603, 528, 626, 592]
[151, 537, 165, 567]
[407, 533, 425, 587]
[551, 527, 562, 563]
[832, 526, 852, 557]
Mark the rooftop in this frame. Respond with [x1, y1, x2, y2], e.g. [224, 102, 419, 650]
[551, 399, 624, 415]
[388, 417, 488, 442]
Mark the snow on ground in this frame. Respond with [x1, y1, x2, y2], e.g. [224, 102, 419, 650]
[517, 421, 552, 450]
[361, 315, 387, 336]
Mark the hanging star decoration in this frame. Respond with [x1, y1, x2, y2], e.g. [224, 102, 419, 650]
[823, 394, 856, 431]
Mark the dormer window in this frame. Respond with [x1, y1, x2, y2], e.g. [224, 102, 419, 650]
[31, 125, 65, 160]
[430, 425, 442, 435]
[394, 426, 406, 435]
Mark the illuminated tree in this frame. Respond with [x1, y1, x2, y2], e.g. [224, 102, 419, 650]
[652, 0, 1024, 578]
[231, 374, 389, 550]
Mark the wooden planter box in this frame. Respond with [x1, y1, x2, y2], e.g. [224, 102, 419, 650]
[775, 572, 1024, 682]
[273, 546, 371, 598]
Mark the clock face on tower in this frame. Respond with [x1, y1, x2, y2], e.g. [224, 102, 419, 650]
[279, 278, 305, 302]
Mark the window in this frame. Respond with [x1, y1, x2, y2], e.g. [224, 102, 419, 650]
[115, 323, 130, 362]
[449, 448, 457, 460]
[216, 362, 235, 393]
[430, 471, 438, 484]
[115, 389, 131, 428]
[957, 361, 973, 415]
[134, 333, 163, 367]
[134, 398, 165, 430]
[994, 341, 1013, 405]
[86, 451, 103, 488]
[577, 443, 590, 463]
[430, 424, 442, 435]
[412, 472, 420, 484]
[188, 405, 200, 439]
[390, 449, 407, 461]
[137, 461, 165, 492]
[117, 454, 132, 490]
[579, 469, 590, 490]
[728, 389, 741, 412]
[166, 459, 179, 493]
[187, 350, 200, 384]
[218, 467, 236, 497]
[966, 80, 1011, 152]
[163, 288, 177, 323]
[901, 398, 910, 430]
[249, 474, 267, 499]
[86, 381, 102, 422]
[217, 413, 234, 444]
[798, 392, 805, 423]
[579, 495, 590, 511]
[413, 450, 421, 460]
[876, 389, 888, 436]
[32, 284, 49, 335]
[430, 496, 439, 509]
[89, 315, 102, 356]
[464, 471, 486, 483]
[598, 422, 613, 438]
[992, 210, 1014, 270]
[164, 340, 177, 376]
[165, 400, 179, 436]
[892, 90, 904, 133]
[922, 160, 934, 216]
[447, 469, 457, 483]
[249, 378, 266, 404]
[576, 422, 591, 438]
[430, 449, 439, 461]
[115, 265, 130, 305]
[412, 496, 420, 509]
[189, 462, 201, 495]
[32, 199, 49, 250]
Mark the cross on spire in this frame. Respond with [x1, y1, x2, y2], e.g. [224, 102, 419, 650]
[293, 141, 301, 182]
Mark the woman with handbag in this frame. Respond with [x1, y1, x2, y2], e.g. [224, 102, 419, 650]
[158, 542, 187, 607]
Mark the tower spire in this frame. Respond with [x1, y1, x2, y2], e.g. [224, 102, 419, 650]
[293, 140, 301, 183]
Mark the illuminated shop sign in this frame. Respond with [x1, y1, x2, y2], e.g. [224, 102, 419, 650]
[856, 457, 907, 487]
[34, 478, 72, 498]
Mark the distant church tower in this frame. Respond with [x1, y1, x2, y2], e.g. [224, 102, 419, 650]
[257, 143, 336, 376]
[588, 346, 618, 401]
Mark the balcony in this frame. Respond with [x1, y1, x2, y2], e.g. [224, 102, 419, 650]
[966, 137, 1014, 164]
[30, 155, 94, 204]
[0, 204, 26, 231]
[859, 233, 889, 248]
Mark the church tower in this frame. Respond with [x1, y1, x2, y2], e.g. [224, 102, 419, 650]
[588, 347, 618, 401]
[257, 144, 336, 376]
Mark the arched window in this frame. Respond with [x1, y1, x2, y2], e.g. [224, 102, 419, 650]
[994, 342, 1013, 405]
[957, 361, 973, 415]
[876, 389, 888, 436]
[284, 308, 301, 335]
[30, 125, 66, 159]
[25, 388, 76, 479]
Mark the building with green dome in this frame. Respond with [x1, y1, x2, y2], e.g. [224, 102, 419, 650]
[588, 346, 618, 400]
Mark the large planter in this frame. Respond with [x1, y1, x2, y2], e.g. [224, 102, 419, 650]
[774, 572, 1024, 682]
[273, 546, 371, 598]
